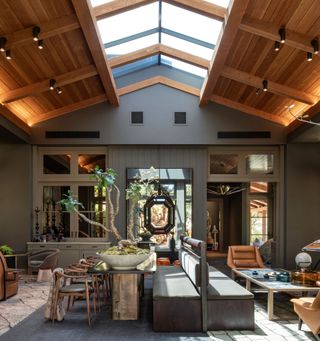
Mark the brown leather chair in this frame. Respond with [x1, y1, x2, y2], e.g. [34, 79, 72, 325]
[0, 251, 19, 300]
[227, 245, 266, 269]
[291, 282, 320, 340]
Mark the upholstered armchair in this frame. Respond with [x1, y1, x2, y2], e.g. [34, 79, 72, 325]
[291, 282, 320, 340]
[0, 251, 19, 300]
[227, 245, 266, 270]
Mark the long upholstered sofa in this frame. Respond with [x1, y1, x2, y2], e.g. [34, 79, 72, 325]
[153, 236, 254, 332]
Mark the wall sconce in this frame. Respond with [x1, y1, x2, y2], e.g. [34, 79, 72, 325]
[32, 26, 40, 42]
[0, 37, 7, 52]
[5, 50, 11, 60]
[37, 39, 44, 50]
[311, 39, 319, 55]
[279, 27, 286, 44]
[262, 79, 268, 92]
[307, 52, 313, 62]
[274, 41, 280, 51]
[49, 79, 56, 90]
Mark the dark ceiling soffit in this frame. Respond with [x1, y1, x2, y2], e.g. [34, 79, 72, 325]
[0, 116, 30, 143]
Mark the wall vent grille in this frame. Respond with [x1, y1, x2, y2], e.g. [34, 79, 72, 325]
[174, 111, 187, 124]
[131, 111, 143, 124]
[217, 131, 271, 139]
[45, 131, 100, 138]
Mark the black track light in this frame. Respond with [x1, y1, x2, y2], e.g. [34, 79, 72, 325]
[311, 39, 319, 55]
[5, 50, 11, 60]
[255, 88, 260, 95]
[274, 41, 280, 51]
[307, 51, 313, 61]
[32, 26, 40, 42]
[279, 27, 286, 44]
[0, 37, 7, 52]
[37, 39, 44, 49]
[262, 79, 268, 92]
[49, 79, 56, 90]
[56, 87, 62, 95]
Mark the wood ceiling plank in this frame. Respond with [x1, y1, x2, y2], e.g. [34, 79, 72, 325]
[200, 0, 250, 106]
[0, 64, 98, 104]
[72, 0, 119, 106]
[210, 94, 287, 126]
[118, 76, 200, 97]
[0, 105, 31, 134]
[239, 16, 315, 53]
[220, 66, 318, 105]
[109, 43, 209, 69]
[93, 0, 226, 21]
[28, 94, 107, 125]
[4, 14, 80, 49]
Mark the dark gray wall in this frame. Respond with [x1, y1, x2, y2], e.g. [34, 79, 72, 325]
[0, 144, 32, 253]
[286, 143, 320, 269]
[109, 146, 207, 243]
[31, 84, 286, 145]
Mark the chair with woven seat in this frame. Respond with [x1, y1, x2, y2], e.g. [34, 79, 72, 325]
[28, 249, 60, 281]
[227, 245, 266, 270]
[291, 281, 320, 340]
[0, 251, 19, 300]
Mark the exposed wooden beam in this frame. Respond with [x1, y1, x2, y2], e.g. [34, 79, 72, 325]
[210, 94, 287, 126]
[240, 16, 315, 53]
[220, 66, 318, 105]
[93, 0, 226, 21]
[4, 15, 80, 50]
[28, 94, 107, 125]
[200, 0, 250, 106]
[0, 105, 31, 134]
[94, 0, 156, 20]
[72, 0, 119, 106]
[109, 43, 209, 69]
[164, 0, 226, 21]
[287, 101, 320, 133]
[109, 44, 160, 68]
[118, 76, 200, 97]
[0, 65, 98, 104]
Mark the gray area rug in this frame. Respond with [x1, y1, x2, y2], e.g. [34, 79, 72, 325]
[1, 278, 209, 341]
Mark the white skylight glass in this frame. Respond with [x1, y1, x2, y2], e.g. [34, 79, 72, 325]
[161, 55, 207, 78]
[162, 3, 222, 45]
[98, 3, 158, 44]
[90, 0, 113, 7]
[106, 34, 158, 57]
[113, 56, 158, 78]
[205, 0, 230, 8]
[161, 34, 213, 60]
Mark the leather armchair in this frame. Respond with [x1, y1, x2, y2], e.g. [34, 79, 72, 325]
[0, 251, 19, 300]
[28, 249, 60, 274]
[227, 245, 266, 269]
[291, 282, 320, 340]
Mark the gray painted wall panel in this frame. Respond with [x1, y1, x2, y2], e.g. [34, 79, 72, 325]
[286, 143, 320, 269]
[31, 85, 286, 145]
[0, 144, 32, 252]
[108, 146, 207, 243]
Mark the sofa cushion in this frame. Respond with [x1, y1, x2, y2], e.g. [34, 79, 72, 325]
[153, 266, 200, 300]
[207, 267, 253, 300]
[233, 260, 260, 268]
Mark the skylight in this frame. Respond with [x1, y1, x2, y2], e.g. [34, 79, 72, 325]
[98, 3, 158, 44]
[90, 0, 113, 7]
[205, 0, 230, 8]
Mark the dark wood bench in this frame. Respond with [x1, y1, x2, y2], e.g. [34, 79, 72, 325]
[152, 236, 255, 332]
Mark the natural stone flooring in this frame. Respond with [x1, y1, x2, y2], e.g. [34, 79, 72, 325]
[0, 276, 317, 340]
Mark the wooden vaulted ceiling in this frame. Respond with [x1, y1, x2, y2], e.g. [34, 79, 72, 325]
[0, 0, 320, 136]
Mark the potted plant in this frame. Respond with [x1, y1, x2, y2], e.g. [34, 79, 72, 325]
[59, 167, 150, 269]
[0, 244, 13, 255]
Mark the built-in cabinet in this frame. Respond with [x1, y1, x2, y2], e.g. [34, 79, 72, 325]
[27, 241, 111, 268]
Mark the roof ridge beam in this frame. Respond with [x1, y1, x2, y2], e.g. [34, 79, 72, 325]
[200, 0, 250, 106]
[93, 0, 225, 21]
[221, 66, 318, 105]
[72, 0, 119, 106]
[0, 65, 98, 104]
[210, 94, 287, 126]
[3, 15, 80, 50]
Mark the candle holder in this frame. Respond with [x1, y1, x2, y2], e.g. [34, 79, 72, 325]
[33, 206, 41, 242]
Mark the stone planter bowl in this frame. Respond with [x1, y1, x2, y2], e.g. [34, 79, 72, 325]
[96, 252, 150, 270]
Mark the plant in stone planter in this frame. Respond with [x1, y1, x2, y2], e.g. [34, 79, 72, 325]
[59, 167, 149, 260]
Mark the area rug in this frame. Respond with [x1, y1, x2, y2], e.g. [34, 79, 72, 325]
[0, 281, 209, 341]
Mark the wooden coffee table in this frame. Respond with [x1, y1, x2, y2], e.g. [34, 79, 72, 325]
[232, 268, 320, 320]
